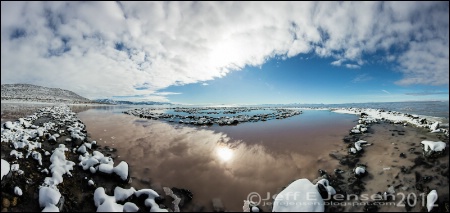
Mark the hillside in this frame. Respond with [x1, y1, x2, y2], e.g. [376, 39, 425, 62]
[94, 98, 172, 105]
[1, 84, 93, 104]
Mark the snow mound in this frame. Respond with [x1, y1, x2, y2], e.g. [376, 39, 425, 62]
[421, 141, 446, 152]
[1, 159, 10, 180]
[426, 190, 438, 212]
[272, 178, 326, 212]
[39, 187, 61, 212]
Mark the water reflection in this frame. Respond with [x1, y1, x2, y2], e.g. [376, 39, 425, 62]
[77, 109, 356, 211]
[216, 145, 234, 162]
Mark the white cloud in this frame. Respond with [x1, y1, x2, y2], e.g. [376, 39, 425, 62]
[345, 64, 360, 69]
[331, 59, 345, 66]
[352, 74, 372, 83]
[202, 83, 209, 86]
[382, 90, 391, 94]
[1, 2, 448, 101]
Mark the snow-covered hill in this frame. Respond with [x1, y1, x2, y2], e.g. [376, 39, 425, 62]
[1, 84, 93, 104]
[94, 98, 172, 105]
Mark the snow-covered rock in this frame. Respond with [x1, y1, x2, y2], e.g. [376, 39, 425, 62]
[430, 122, 439, 132]
[1, 159, 10, 180]
[354, 140, 367, 151]
[10, 150, 24, 159]
[272, 178, 326, 212]
[354, 166, 366, 177]
[135, 189, 168, 212]
[421, 140, 447, 158]
[333, 107, 447, 135]
[11, 164, 20, 172]
[94, 187, 138, 212]
[426, 190, 438, 212]
[88, 180, 95, 186]
[95, 187, 124, 212]
[14, 186, 23, 196]
[39, 187, 61, 212]
[113, 161, 129, 181]
[77, 145, 87, 154]
[114, 187, 136, 202]
[44, 144, 75, 187]
[123, 202, 139, 212]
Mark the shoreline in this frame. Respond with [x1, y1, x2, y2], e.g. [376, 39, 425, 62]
[1, 100, 113, 106]
[322, 114, 449, 212]
[1, 105, 187, 212]
[1, 104, 448, 212]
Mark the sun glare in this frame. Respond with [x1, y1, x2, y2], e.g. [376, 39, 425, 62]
[216, 146, 234, 162]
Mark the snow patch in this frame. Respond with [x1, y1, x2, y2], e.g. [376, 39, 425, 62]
[135, 189, 168, 212]
[14, 186, 23, 196]
[272, 178, 325, 212]
[355, 166, 366, 175]
[39, 186, 61, 212]
[1, 159, 10, 180]
[113, 161, 129, 181]
[426, 190, 438, 212]
[11, 164, 20, 172]
[421, 141, 446, 152]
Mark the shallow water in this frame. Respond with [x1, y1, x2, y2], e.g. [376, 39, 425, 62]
[77, 108, 357, 211]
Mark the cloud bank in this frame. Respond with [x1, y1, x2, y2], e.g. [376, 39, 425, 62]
[1, 2, 448, 101]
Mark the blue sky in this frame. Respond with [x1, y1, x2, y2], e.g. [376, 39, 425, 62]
[1, 2, 449, 104]
[163, 53, 449, 104]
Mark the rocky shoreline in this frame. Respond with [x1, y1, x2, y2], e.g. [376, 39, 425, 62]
[246, 108, 449, 212]
[123, 107, 303, 126]
[1, 105, 191, 212]
[326, 119, 448, 212]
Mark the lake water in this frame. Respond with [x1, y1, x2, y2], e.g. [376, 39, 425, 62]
[2, 101, 448, 211]
[77, 107, 357, 211]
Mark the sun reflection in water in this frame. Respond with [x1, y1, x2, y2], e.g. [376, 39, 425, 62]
[216, 146, 234, 162]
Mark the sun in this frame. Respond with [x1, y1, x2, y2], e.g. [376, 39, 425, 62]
[216, 146, 233, 162]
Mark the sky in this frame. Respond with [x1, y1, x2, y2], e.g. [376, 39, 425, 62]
[1, 1, 449, 104]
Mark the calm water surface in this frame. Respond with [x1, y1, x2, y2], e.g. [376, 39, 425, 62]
[77, 107, 356, 211]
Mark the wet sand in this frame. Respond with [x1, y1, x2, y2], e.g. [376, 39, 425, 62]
[329, 122, 449, 212]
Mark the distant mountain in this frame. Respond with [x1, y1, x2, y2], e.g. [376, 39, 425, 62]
[1, 83, 93, 104]
[94, 98, 172, 105]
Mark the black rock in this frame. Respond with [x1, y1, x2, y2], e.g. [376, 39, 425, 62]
[441, 168, 449, 177]
[318, 169, 327, 176]
[415, 171, 422, 183]
[400, 153, 407, 158]
[413, 156, 427, 168]
[415, 183, 424, 192]
[404, 197, 414, 211]
[363, 202, 379, 212]
[334, 169, 344, 174]
[317, 183, 329, 199]
[422, 144, 447, 158]
[422, 176, 433, 183]
[48, 136, 57, 144]
[329, 153, 345, 161]
[343, 135, 360, 143]
[339, 156, 359, 167]
[154, 196, 165, 205]
[172, 187, 193, 208]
